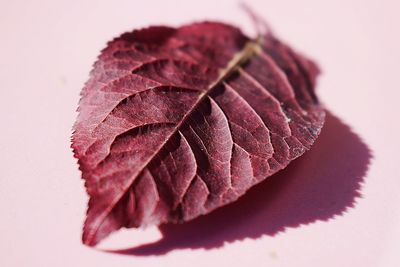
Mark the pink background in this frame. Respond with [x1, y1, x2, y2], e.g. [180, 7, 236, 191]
[1, 0, 400, 266]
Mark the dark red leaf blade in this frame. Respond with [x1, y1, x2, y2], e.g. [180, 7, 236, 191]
[72, 21, 325, 246]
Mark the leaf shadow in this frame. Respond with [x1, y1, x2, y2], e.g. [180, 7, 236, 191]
[109, 110, 372, 256]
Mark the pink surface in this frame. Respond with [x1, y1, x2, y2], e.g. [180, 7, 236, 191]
[1, 0, 399, 266]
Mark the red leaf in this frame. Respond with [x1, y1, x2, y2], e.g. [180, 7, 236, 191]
[72, 20, 325, 246]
